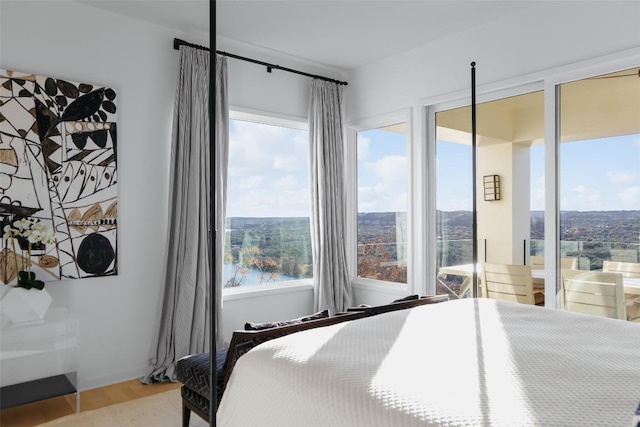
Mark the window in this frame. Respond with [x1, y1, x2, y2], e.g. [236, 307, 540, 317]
[530, 144, 545, 259]
[223, 114, 312, 288]
[559, 67, 640, 272]
[356, 121, 408, 284]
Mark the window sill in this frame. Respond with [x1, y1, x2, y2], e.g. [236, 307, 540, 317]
[223, 280, 314, 301]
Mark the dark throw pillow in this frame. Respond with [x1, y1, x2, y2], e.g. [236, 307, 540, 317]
[244, 309, 330, 331]
[391, 294, 419, 303]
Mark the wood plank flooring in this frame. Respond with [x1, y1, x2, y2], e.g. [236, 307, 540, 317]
[0, 379, 181, 427]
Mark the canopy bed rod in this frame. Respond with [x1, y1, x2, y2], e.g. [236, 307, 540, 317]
[471, 61, 478, 298]
[173, 38, 348, 86]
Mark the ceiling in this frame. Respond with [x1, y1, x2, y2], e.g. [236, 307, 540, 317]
[77, 0, 542, 71]
[75, 1, 210, 36]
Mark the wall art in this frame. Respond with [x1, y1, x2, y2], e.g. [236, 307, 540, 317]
[0, 69, 117, 285]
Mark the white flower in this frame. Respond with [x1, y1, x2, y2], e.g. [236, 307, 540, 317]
[3, 224, 17, 239]
[5, 218, 56, 245]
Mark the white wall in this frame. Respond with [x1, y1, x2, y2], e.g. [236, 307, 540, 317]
[0, 0, 207, 390]
[217, 35, 346, 120]
[346, 2, 640, 120]
[345, 1, 640, 304]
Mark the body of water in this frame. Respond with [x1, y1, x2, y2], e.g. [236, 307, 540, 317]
[223, 263, 297, 287]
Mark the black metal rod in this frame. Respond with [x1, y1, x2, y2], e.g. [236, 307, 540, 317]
[208, 1, 216, 421]
[174, 38, 209, 52]
[173, 38, 348, 86]
[471, 61, 478, 298]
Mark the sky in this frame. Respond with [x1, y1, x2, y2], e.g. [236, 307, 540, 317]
[357, 127, 407, 213]
[437, 134, 640, 212]
[555, 135, 639, 212]
[226, 119, 409, 218]
[226, 118, 640, 217]
[226, 119, 310, 218]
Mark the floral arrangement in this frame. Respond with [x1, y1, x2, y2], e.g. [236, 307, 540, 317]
[3, 217, 56, 290]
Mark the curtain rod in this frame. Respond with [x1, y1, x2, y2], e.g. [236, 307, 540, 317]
[173, 38, 348, 86]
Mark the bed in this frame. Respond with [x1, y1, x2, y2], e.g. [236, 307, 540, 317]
[217, 298, 640, 426]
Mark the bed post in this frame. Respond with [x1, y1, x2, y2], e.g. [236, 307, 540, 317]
[471, 61, 478, 298]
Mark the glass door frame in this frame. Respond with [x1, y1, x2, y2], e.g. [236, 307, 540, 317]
[543, 49, 640, 307]
[423, 47, 640, 307]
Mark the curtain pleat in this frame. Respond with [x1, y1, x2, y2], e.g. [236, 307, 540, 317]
[141, 46, 212, 383]
[308, 80, 352, 314]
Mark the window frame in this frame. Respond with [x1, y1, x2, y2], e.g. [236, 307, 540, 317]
[222, 107, 314, 300]
[346, 108, 413, 294]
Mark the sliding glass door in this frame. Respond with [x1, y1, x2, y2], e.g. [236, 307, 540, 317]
[434, 91, 543, 299]
[431, 63, 639, 316]
[558, 67, 640, 271]
[557, 67, 640, 318]
[435, 117, 473, 298]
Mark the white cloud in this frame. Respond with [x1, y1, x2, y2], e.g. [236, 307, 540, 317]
[607, 171, 636, 185]
[272, 175, 300, 191]
[357, 155, 408, 212]
[272, 155, 301, 172]
[226, 119, 310, 217]
[358, 184, 406, 213]
[229, 120, 308, 176]
[562, 185, 603, 211]
[530, 173, 545, 211]
[357, 136, 370, 163]
[228, 175, 263, 191]
[364, 155, 407, 183]
[617, 186, 640, 207]
[437, 197, 472, 212]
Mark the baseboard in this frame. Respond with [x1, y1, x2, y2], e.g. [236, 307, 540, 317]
[79, 364, 153, 392]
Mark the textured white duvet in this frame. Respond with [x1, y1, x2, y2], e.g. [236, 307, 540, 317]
[217, 299, 640, 426]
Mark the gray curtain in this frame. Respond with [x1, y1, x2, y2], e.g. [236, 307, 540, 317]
[308, 79, 352, 314]
[142, 46, 211, 383]
[214, 55, 228, 349]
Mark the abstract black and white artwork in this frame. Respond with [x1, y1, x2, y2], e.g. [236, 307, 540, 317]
[0, 69, 117, 284]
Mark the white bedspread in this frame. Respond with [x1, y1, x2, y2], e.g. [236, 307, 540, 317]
[217, 299, 640, 426]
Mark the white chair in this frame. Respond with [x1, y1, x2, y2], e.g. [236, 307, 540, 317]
[529, 255, 577, 269]
[602, 261, 640, 322]
[481, 263, 543, 306]
[610, 249, 639, 263]
[561, 257, 578, 269]
[561, 269, 625, 320]
[602, 260, 640, 278]
[530, 255, 544, 269]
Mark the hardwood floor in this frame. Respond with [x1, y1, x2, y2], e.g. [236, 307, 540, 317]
[0, 379, 181, 427]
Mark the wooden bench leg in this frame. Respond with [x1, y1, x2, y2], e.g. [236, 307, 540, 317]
[183, 396, 210, 425]
[182, 399, 191, 427]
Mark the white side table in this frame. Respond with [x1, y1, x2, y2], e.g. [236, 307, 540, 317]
[0, 307, 79, 412]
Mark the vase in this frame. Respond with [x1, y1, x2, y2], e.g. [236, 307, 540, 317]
[0, 287, 53, 324]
